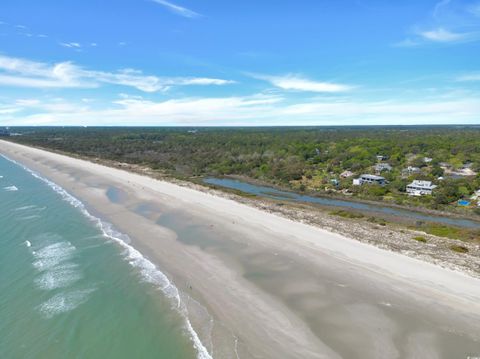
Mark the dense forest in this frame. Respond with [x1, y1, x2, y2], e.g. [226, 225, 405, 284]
[6, 126, 480, 213]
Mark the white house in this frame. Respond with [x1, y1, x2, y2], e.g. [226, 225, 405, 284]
[406, 180, 437, 196]
[354, 174, 387, 186]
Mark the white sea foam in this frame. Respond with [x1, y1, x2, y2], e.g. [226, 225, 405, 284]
[14, 205, 46, 212]
[34, 265, 82, 290]
[17, 214, 42, 221]
[32, 241, 76, 271]
[25, 240, 32, 247]
[15, 205, 37, 211]
[37, 288, 96, 319]
[2, 154, 213, 359]
[4, 185, 18, 191]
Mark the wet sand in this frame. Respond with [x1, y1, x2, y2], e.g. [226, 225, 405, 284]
[2, 140, 480, 359]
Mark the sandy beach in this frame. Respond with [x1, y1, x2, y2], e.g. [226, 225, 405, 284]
[2, 139, 480, 359]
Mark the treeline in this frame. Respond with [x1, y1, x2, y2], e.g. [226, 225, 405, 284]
[8, 126, 480, 212]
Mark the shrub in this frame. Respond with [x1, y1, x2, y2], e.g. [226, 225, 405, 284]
[450, 245, 469, 253]
[330, 210, 364, 219]
[413, 236, 427, 242]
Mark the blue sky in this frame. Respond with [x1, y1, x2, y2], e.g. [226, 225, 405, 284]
[0, 0, 479, 126]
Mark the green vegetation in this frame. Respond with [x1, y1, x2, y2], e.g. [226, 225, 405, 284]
[413, 236, 427, 243]
[7, 126, 480, 214]
[329, 210, 364, 219]
[367, 216, 387, 226]
[450, 245, 469, 253]
[413, 222, 480, 242]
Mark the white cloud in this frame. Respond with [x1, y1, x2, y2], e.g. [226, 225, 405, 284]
[4, 93, 479, 126]
[60, 42, 82, 49]
[0, 56, 91, 88]
[419, 28, 472, 42]
[398, 0, 480, 47]
[150, 0, 200, 18]
[0, 54, 234, 92]
[456, 72, 480, 81]
[252, 74, 352, 93]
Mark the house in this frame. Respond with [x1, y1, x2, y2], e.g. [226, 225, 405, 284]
[340, 170, 354, 178]
[423, 157, 433, 163]
[406, 180, 437, 196]
[403, 166, 420, 176]
[354, 174, 387, 186]
[470, 190, 480, 206]
[456, 163, 477, 177]
[376, 155, 388, 161]
[374, 163, 392, 173]
[471, 190, 480, 201]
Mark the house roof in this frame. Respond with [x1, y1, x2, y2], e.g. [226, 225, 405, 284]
[407, 180, 437, 189]
[361, 174, 386, 180]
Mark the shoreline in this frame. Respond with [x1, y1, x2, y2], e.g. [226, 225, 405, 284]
[8, 141, 478, 277]
[1, 152, 216, 359]
[2, 140, 480, 358]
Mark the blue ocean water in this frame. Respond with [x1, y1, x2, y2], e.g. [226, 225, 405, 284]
[0, 155, 200, 358]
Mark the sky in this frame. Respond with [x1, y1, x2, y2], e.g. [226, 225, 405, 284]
[0, 0, 479, 126]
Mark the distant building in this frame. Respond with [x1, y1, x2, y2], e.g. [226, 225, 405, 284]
[354, 174, 387, 186]
[340, 170, 354, 178]
[376, 155, 388, 161]
[471, 190, 480, 207]
[406, 180, 437, 196]
[423, 157, 433, 163]
[471, 190, 480, 200]
[374, 163, 392, 173]
[402, 166, 421, 176]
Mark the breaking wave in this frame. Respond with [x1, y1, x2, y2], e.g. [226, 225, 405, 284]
[37, 288, 96, 319]
[4, 185, 18, 191]
[2, 154, 212, 359]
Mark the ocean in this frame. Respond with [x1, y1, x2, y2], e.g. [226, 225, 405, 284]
[0, 154, 202, 358]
